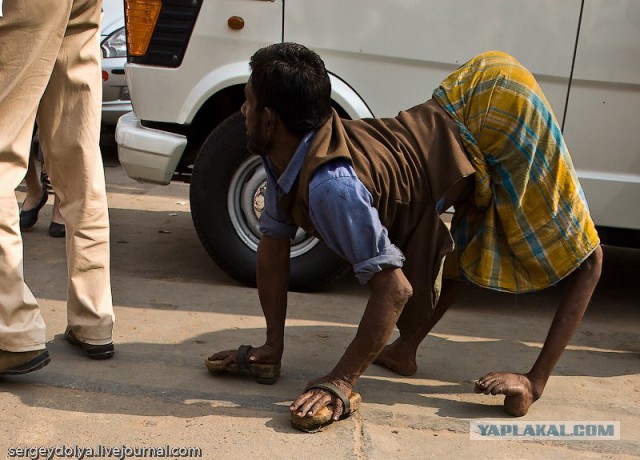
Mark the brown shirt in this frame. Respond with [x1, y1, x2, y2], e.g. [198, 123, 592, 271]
[280, 99, 474, 251]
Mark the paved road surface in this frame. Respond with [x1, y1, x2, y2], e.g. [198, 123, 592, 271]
[3, 136, 638, 459]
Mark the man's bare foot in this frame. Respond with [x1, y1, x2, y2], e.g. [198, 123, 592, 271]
[474, 372, 538, 416]
[373, 342, 417, 376]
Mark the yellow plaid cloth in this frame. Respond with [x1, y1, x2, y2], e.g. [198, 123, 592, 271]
[433, 51, 599, 293]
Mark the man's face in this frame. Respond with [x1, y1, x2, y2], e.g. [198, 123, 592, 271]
[241, 80, 272, 157]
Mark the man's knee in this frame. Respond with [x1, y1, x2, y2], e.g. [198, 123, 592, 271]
[580, 245, 603, 281]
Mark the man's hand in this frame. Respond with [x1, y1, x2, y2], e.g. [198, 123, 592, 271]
[290, 268, 412, 420]
[207, 344, 281, 369]
[290, 377, 353, 420]
[207, 349, 237, 369]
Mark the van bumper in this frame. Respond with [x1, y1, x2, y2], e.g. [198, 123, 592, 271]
[115, 112, 187, 185]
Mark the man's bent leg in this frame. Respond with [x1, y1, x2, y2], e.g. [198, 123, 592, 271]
[475, 246, 603, 416]
[374, 278, 465, 375]
[374, 179, 473, 376]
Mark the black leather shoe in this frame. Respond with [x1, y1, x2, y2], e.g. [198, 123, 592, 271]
[65, 327, 114, 360]
[0, 348, 50, 375]
[48, 222, 66, 238]
[19, 188, 48, 229]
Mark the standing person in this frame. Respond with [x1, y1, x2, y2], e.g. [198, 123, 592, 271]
[0, 0, 115, 375]
[206, 43, 602, 431]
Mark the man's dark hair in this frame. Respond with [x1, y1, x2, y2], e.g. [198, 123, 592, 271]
[249, 42, 332, 136]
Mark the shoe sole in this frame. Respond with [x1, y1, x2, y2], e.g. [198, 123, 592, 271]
[0, 350, 51, 376]
[82, 347, 114, 360]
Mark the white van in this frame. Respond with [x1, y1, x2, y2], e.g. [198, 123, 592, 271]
[116, 0, 640, 291]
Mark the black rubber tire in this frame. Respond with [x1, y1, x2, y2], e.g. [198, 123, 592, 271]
[189, 112, 348, 292]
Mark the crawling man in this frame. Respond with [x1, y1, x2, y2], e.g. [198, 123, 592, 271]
[207, 43, 602, 429]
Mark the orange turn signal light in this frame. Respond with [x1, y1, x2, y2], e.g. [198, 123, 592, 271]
[125, 0, 162, 56]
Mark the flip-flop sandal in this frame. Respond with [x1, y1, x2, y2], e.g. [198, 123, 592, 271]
[205, 345, 281, 385]
[290, 382, 362, 433]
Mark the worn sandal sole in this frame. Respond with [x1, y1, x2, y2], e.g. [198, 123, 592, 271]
[291, 392, 362, 433]
[204, 359, 281, 385]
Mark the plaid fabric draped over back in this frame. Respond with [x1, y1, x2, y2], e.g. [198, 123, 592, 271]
[433, 51, 599, 293]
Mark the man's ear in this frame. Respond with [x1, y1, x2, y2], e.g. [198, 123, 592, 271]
[264, 107, 278, 135]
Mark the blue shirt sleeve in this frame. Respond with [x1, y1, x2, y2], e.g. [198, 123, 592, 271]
[308, 160, 405, 284]
[258, 160, 299, 240]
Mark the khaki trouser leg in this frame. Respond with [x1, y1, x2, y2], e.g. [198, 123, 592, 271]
[0, 0, 113, 349]
[0, 1, 72, 351]
[38, 0, 114, 345]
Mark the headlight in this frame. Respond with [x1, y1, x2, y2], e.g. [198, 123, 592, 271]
[101, 27, 127, 58]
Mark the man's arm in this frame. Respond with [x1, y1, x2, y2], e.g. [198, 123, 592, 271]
[256, 234, 291, 359]
[207, 234, 290, 366]
[289, 161, 411, 418]
[291, 267, 412, 419]
[332, 267, 413, 381]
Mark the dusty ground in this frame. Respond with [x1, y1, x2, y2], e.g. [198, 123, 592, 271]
[2, 138, 638, 459]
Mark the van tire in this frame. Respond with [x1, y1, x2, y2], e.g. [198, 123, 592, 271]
[189, 112, 348, 291]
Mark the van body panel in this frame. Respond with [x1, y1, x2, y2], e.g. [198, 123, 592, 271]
[127, 0, 283, 123]
[563, 0, 640, 229]
[285, 0, 582, 120]
[118, 0, 640, 232]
